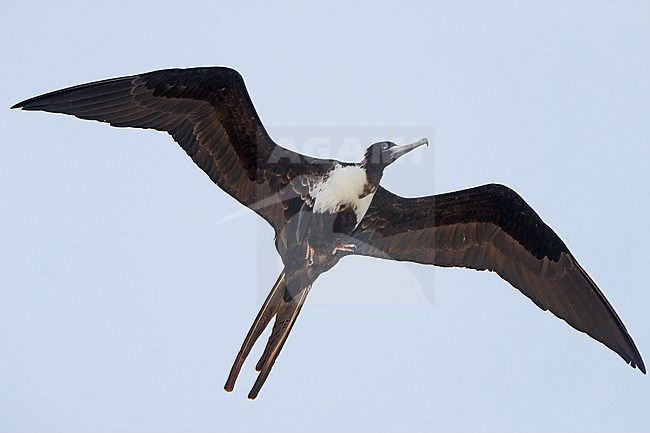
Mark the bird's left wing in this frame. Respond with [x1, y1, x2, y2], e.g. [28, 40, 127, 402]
[351, 184, 645, 373]
[12, 67, 328, 232]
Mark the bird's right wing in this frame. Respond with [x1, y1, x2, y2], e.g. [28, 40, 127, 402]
[12, 67, 331, 233]
[351, 184, 645, 373]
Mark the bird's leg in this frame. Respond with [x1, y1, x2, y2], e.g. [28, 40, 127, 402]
[305, 242, 315, 265]
[332, 243, 356, 255]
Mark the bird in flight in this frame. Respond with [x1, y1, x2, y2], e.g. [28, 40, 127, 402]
[12, 66, 645, 399]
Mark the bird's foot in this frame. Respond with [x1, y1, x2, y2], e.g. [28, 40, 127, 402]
[305, 243, 315, 265]
[332, 243, 356, 255]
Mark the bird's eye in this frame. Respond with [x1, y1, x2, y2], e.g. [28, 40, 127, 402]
[381, 142, 389, 150]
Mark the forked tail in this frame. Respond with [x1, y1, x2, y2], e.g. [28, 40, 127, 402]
[224, 270, 312, 399]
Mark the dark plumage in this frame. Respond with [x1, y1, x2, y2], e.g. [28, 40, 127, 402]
[12, 66, 645, 400]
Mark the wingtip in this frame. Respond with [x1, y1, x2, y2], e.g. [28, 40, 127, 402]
[11, 98, 45, 111]
[624, 338, 645, 374]
[11, 98, 40, 110]
[636, 359, 646, 375]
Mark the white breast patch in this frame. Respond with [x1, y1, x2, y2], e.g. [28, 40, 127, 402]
[310, 164, 374, 223]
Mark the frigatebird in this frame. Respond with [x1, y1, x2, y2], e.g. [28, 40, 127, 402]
[12, 66, 645, 399]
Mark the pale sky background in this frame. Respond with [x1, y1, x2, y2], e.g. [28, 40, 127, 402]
[2, 1, 650, 432]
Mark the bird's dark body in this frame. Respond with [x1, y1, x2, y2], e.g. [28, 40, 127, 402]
[12, 66, 645, 399]
[283, 193, 358, 251]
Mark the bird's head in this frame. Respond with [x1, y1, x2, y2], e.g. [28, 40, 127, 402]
[362, 137, 428, 173]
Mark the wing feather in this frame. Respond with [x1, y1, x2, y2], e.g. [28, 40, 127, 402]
[12, 66, 332, 232]
[352, 184, 645, 373]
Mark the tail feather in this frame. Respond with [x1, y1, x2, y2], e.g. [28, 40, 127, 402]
[224, 272, 285, 393]
[248, 285, 311, 400]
